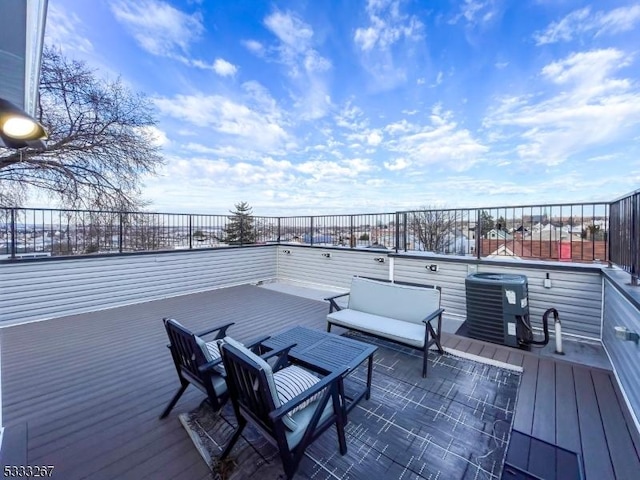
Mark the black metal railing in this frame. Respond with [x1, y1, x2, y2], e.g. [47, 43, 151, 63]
[394, 202, 609, 262]
[0, 199, 615, 265]
[0, 208, 279, 258]
[609, 189, 640, 284]
[278, 213, 397, 248]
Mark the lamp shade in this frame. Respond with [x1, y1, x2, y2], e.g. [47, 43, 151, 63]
[0, 97, 47, 149]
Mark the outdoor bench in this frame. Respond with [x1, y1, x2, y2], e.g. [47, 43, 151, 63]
[326, 276, 444, 377]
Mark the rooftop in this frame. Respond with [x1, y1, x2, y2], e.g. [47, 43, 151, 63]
[1, 267, 639, 479]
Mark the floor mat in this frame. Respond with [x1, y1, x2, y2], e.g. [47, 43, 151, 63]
[181, 333, 522, 480]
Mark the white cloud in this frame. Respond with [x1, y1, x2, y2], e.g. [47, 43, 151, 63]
[263, 10, 332, 119]
[335, 101, 367, 130]
[295, 158, 373, 181]
[431, 71, 444, 87]
[388, 107, 487, 170]
[449, 0, 499, 26]
[45, 4, 94, 54]
[385, 119, 416, 135]
[265, 11, 313, 53]
[534, 5, 640, 45]
[154, 89, 288, 151]
[242, 40, 265, 56]
[353, 0, 423, 91]
[212, 58, 238, 77]
[367, 131, 383, 146]
[484, 49, 640, 166]
[354, 0, 423, 51]
[138, 125, 170, 147]
[110, 0, 203, 57]
[384, 158, 410, 171]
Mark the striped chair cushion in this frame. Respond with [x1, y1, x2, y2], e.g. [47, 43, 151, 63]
[273, 366, 322, 421]
[220, 337, 321, 430]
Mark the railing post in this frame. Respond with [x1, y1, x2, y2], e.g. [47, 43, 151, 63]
[277, 217, 281, 243]
[188, 215, 193, 249]
[403, 213, 408, 252]
[310, 216, 314, 246]
[350, 215, 354, 249]
[119, 212, 124, 253]
[10, 208, 17, 259]
[476, 209, 481, 260]
[240, 217, 244, 246]
[632, 194, 638, 286]
[394, 213, 399, 253]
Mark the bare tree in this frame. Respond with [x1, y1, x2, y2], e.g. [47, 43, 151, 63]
[409, 207, 462, 253]
[0, 47, 163, 210]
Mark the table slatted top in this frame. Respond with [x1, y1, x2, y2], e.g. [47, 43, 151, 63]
[263, 326, 377, 373]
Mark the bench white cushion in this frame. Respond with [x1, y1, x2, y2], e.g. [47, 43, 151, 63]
[327, 309, 426, 348]
[348, 277, 440, 325]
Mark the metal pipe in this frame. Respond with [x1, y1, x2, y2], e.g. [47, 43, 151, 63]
[555, 317, 564, 355]
[539, 308, 565, 355]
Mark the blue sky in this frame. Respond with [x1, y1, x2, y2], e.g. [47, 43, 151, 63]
[44, 0, 640, 215]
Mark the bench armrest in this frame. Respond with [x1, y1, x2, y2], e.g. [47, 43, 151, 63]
[325, 292, 350, 312]
[422, 308, 445, 325]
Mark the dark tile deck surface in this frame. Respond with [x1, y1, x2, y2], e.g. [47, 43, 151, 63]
[1, 285, 639, 479]
[184, 333, 521, 480]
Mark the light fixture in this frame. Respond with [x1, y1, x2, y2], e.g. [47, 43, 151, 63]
[0, 98, 48, 149]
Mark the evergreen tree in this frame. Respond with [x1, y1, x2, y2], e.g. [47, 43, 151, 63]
[479, 210, 495, 236]
[224, 201, 256, 245]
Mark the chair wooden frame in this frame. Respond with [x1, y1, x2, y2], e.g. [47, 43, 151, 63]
[219, 342, 348, 480]
[160, 318, 267, 419]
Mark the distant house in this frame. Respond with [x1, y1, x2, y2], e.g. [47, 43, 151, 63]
[526, 224, 576, 241]
[486, 241, 533, 260]
[485, 229, 513, 240]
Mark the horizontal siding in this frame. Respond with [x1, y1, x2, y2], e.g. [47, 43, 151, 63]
[393, 257, 469, 321]
[476, 264, 602, 339]
[0, 247, 277, 324]
[603, 280, 640, 429]
[0, 246, 603, 339]
[278, 248, 602, 339]
[395, 258, 602, 338]
[277, 246, 389, 290]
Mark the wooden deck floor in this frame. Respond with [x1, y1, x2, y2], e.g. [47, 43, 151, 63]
[1, 285, 639, 480]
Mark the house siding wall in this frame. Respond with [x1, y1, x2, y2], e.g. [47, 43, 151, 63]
[603, 280, 640, 427]
[394, 258, 602, 339]
[276, 246, 389, 290]
[1, 245, 602, 340]
[0, 246, 277, 324]
[278, 246, 603, 339]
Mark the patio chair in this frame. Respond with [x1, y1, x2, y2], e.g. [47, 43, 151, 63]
[219, 336, 348, 480]
[159, 318, 267, 419]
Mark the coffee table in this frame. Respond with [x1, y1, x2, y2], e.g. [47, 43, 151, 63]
[262, 326, 377, 416]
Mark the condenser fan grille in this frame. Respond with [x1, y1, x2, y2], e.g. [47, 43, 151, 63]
[464, 273, 529, 347]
